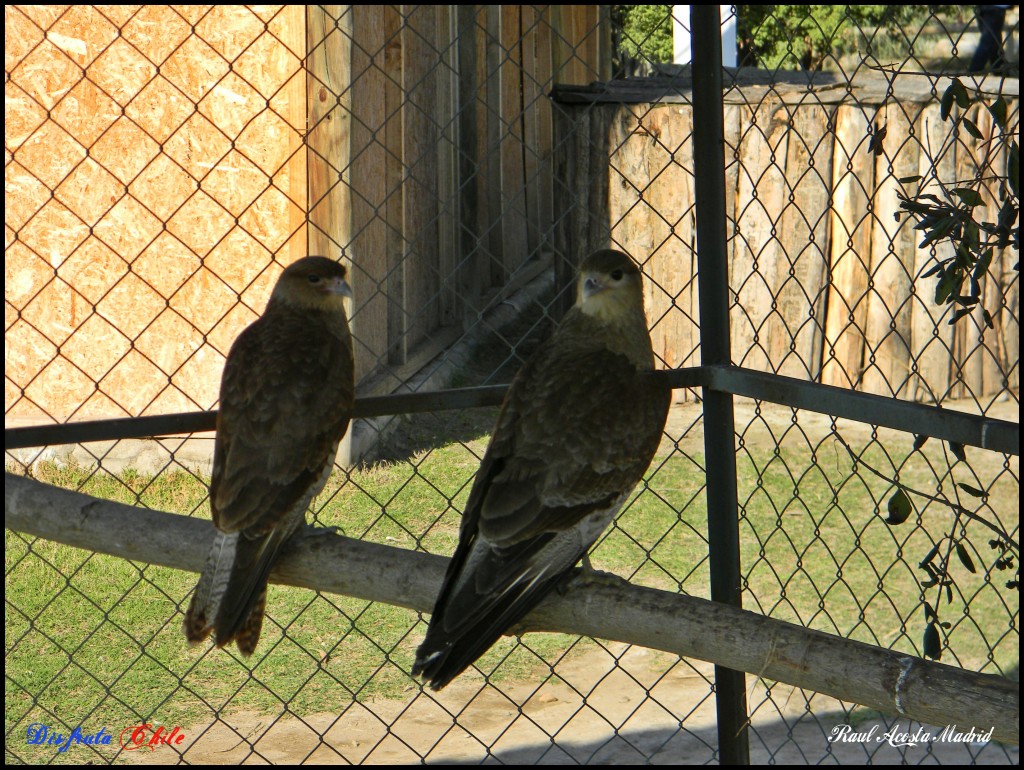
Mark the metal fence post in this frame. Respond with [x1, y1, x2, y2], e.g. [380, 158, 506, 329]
[691, 5, 751, 764]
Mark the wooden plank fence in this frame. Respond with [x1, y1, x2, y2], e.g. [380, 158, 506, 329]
[551, 71, 1019, 402]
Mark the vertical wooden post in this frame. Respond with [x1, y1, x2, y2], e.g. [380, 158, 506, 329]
[908, 102, 955, 402]
[863, 101, 918, 397]
[306, 6, 352, 260]
[280, 5, 309, 264]
[823, 104, 875, 389]
[307, 5, 355, 466]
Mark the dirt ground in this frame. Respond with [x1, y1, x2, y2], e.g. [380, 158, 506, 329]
[126, 640, 1017, 765]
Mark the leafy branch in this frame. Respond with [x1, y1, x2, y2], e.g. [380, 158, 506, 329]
[833, 433, 1019, 661]
[896, 78, 1019, 329]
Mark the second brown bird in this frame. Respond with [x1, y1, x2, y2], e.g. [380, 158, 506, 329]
[413, 248, 671, 689]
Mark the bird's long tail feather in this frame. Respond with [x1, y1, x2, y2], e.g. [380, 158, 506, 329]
[184, 529, 285, 656]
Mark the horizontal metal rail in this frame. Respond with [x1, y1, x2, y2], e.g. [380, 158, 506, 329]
[684, 366, 1019, 456]
[3, 385, 510, 450]
[5, 367, 1018, 456]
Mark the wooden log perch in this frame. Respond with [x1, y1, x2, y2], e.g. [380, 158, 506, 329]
[5, 472, 1019, 745]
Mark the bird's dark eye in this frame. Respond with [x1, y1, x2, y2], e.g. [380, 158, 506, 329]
[610, 269, 624, 281]
[308, 275, 321, 284]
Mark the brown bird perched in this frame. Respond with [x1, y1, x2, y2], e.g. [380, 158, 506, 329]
[412, 248, 671, 690]
[184, 256, 355, 655]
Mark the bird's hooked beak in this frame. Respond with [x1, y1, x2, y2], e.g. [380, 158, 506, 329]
[581, 273, 606, 301]
[322, 277, 353, 300]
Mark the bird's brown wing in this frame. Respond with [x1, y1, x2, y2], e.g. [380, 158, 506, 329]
[471, 328, 670, 546]
[210, 306, 354, 537]
[413, 314, 670, 688]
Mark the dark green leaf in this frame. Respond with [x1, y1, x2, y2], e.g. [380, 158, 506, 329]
[996, 200, 1017, 247]
[1009, 142, 1019, 199]
[923, 621, 942, 659]
[885, 488, 913, 525]
[982, 308, 994, 329]
[949, 442, 966, 462]
[952, 187, 984, 206]
[972, 248, 993, 281]
[923, 601, 936, 622]
[901, 198, 937, 214]
[988, 97, 1007, 128]
[957, 482, 986, 499]
[945, 581, 953, 605]
[868, 122, 887, 156]
[940, 85, 955, 120]
[955, 239, 975, 266]
[951, 79, 969, 108]
[919, 541, 942, 569]
[948, 307, 973, 324]
[920, 260, 948, 280]
[955, 542, 977, 573]
[961, 117, 984, 140]
[934, 270, 958, 304]
[898, 175, 922, 184]
[919, 216, 958, 247]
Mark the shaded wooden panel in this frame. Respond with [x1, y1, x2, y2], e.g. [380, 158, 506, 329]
[530, 5, 556, 250]
[729, 100, 791, 373]
[348, 5, 394, 382]
[776, 104, 833, 381]
[383, 7, 405, 368]
[908, 102, 956, 403]
[401, 4, 441, 356]
[434, 4, 461, 327]
[453, 4, 487, 320]
[551, 99, 582, 311]
[586, 106, 614, 255]
[484, 4, 506, 287]
[551, 102, 615, 315]
[861, 102, 919, 397]
[822, 104, 875, 390]
[498, 4, 530, 276]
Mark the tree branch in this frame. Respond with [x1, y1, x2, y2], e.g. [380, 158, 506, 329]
[5, 472, 1018, 745]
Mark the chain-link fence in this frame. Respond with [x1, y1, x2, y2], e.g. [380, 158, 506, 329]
[5, 4, 1019, 764]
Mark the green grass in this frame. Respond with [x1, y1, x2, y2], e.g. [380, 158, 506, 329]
[5, 429, 1019, 759]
